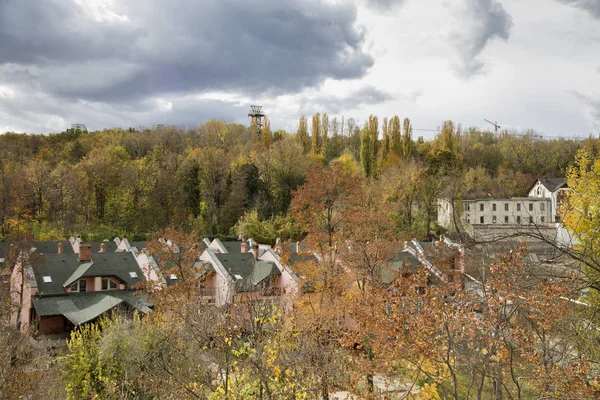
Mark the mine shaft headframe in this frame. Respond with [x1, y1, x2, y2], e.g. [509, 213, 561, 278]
[248, 105, 266, 136]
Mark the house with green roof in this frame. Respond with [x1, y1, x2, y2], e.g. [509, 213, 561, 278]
[198, 238, 299, 307]
[11, 241, 152, 335]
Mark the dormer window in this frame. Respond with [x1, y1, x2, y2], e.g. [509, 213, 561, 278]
[129, 272, 138, 278]
[170, 274, 178, 280]
[70, 279, 87, 292]
[101, 278, 118, 291]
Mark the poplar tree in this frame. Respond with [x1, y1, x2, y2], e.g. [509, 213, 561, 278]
[296, 115, 310, 153]
[311, 113, 321, 154]
[401, 117, 414, 159]
[368, 115, 379, 174]
[360, 125, 373, 177]
[382, 117, 390, 156]
[390, 115, 401, 156]
[262, 117, 272, 148]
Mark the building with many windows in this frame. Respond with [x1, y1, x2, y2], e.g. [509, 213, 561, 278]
[438, 197, 552, 228]
[437, 178, 568, 230]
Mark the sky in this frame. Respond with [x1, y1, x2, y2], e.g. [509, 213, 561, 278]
[0, 0, 599, 139]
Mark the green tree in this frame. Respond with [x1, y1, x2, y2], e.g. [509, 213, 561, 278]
[401, 117, 415, 159]
[311, 113, 321, 154]
[296, 115, 310, 153]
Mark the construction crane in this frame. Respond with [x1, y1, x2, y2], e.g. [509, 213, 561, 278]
[484, 119, 501, 134]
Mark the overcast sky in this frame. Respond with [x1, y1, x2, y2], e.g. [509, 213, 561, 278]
[0, 0, 598, 139]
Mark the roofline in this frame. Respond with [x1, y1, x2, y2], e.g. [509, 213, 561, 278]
[212, 238, 228, 253]
[264, 248, 299, 283]
[528, 178, 568, 194]
[205, 249, 234, 284]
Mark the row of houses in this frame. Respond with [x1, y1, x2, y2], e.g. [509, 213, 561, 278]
[0, 233, 467, 336]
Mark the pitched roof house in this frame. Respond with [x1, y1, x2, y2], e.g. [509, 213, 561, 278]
[198, 238, 299, 307]
[9, 240, 152, 335]
[528, 178, 570, 222]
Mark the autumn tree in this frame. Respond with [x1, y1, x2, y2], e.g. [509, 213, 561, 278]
[296, 115, 310, 153]
[262, 116, 272, 148]
[561, 149, 600, 294]
[312, 112, 321, 154]
[390, 115, 401, 157]
[401, 117, 415, 159]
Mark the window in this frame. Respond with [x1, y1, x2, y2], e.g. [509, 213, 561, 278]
[504, 203, 509, 211]
[43, 276, 52, 283]
[480, 203, 484, 211]
[517, 203, 521, 211]
[537, 187, 542, 196]
[517, 216, 521, 224]
[492, 203, 496, 212]
[70, 279, 87, 292]
[465, 204, 470, 211]
[504, 216, 509, 224]
[466, 218, 470, 224]
[529, 216, 533, 224]
[480, 216, 484, 224]
[129, 272, 138, 278]
[540, 202, 545, 211]
[529, 203, 533, 211]
[541, 216, 545, 223]
[101, 278, 118, 291]
[492, 216, 497, 224]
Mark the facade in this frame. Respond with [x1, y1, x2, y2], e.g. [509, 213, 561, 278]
[454, 197, 551, 227]
[527, 178, 569, 222]
[438, 178, 569, 230]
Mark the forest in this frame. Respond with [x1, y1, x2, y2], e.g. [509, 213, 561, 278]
[0, 114, 591, 243]
[2, 116, 600, 399]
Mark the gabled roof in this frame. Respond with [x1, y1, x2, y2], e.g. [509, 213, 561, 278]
[32, 241, 74, 254]
[31, 252, 145, 295]
[213, 253, 280, 292]
[88, 241, 118, 253]
[222, 241, 241, 253]
[533, 178, 568, 193]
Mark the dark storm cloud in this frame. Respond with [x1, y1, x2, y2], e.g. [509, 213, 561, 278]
[449, 0, 514, 78]
[557, 0, 600, 19]
[0, 0, 374, 103]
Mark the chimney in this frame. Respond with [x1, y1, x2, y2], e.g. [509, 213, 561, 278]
[58, 242, 63, 255]
[295, 241, 300, 253]
[241, 236, 248, 253]
[99, 243, 106, 253]
[79, 243, 92, 262]
[252, 243, 259, 260]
